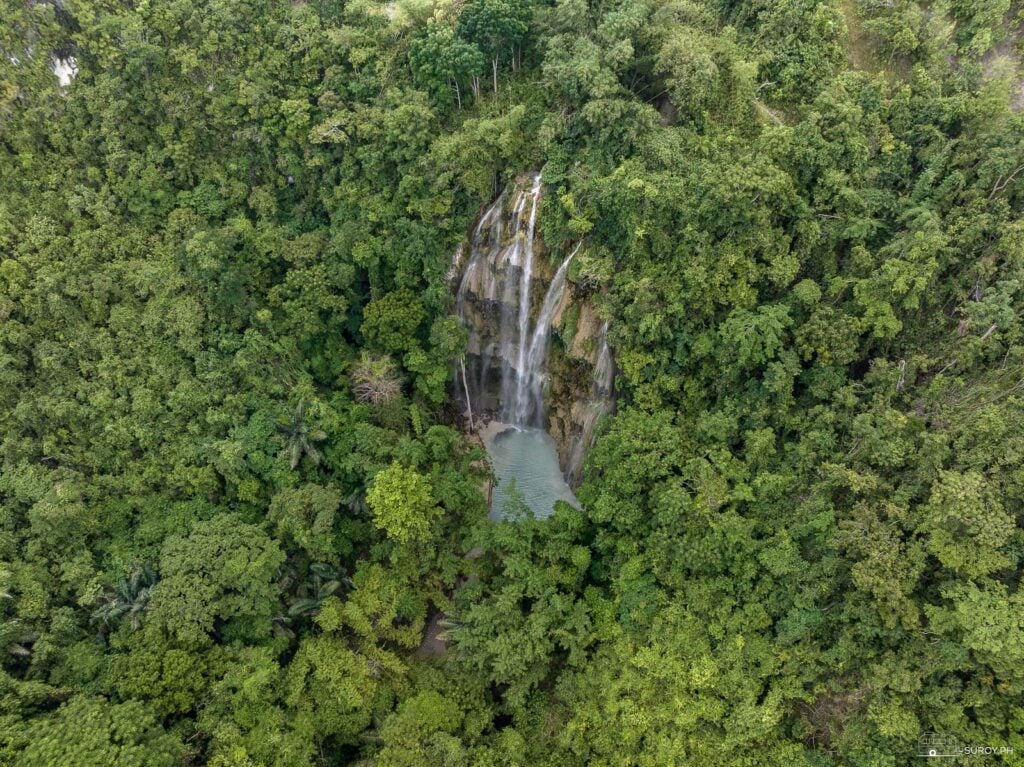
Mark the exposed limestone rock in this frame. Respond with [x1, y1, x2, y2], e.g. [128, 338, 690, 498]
[452, 174, 615, 486]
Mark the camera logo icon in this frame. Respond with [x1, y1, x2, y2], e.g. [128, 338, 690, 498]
[918, 733, 960, 758]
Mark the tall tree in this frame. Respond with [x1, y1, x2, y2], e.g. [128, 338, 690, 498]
[457, 0, 532, 93]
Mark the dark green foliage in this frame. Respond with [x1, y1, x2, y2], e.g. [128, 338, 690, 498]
[458, 0, 532, 92]
[410, 23, 486, 108]
[277, 401, 328, 470]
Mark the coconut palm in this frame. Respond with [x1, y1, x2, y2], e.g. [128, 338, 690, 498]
[276, 401, 327, 469]
[92, 564, 157, 631]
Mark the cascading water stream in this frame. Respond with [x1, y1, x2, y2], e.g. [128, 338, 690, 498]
[455, 196, 503, 307]
[451, 173, 613, 516]
[565, 321, 614, 485]
[455, 193, 505, 405]
[513, 241, 580, 426]
[454, 173, 573, 429]
[497, 185, 531, 420]
[511, 174, 542, 424]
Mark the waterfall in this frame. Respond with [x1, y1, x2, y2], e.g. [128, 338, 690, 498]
[512, 175, 542, 422]
[455, 192, 504, 409]
[513, 242, 580, 425]
[455, 195, 505, 313]
[497, 186, 530, 417]
[453, 173, 575, 429]
[51, 56, 77, 87]
[453, 174, 613, 496]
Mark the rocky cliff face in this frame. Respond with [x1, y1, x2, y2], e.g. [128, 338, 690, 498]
[450, 173, 614, 486]
[547, 302, 614, 485]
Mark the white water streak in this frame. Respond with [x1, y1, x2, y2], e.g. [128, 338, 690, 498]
[512, 241, 579, 424]
[454, 174, 581, 428]
[565, 321, 614, 484]
[512, 174, 543, 422]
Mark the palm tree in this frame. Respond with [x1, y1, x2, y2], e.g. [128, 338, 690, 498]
[92, 564, 157, 631]
[276, 401, 327, 469]
[0, 587, 37, 658]
[286, 562, 349, 618]
[0, 619, 36, 658]
[344, 485, 370, 516]
[435, 615, 465, 643]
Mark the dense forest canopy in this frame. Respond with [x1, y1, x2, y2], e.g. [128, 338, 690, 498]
[1, 0, 1023, 764]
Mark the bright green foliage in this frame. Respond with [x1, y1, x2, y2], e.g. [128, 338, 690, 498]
[656, 25, 755, 124]
[268, 484, 343, 561]
[555, 607, 809, 765]
[284, 635, 381, 745]
[367, 463, 441, 545]
[108, 638, 212, 716]
[458, 0, 532, 92]
[367, 691, 467, 767]
[149, 515, 285, 645]
[453, 505, 597, 709]
[361, 290, 427, 355]
[15, 696, 182, 767]
[928, 583, 1024, 678]
[920, 470, 1016, 578]
[196, 647, 310, 767]
[331, 562, 424, 651]
[410, 23, 486, 108]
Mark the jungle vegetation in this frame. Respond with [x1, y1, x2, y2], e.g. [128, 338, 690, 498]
[1, 0, 1023, 764]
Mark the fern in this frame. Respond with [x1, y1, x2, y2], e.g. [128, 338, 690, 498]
[409, 402, 424, 437]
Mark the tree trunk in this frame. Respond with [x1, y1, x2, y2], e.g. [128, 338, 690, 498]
[454, 80, 461, 109]
[471, 75, 480, 98]
[460, 358, 474, 431]
[492, 57, 498, 94]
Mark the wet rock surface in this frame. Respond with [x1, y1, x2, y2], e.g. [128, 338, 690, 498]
[451, 174, 614, 488]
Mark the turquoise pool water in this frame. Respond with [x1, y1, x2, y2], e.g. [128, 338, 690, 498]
[482, 422, 578, 520]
